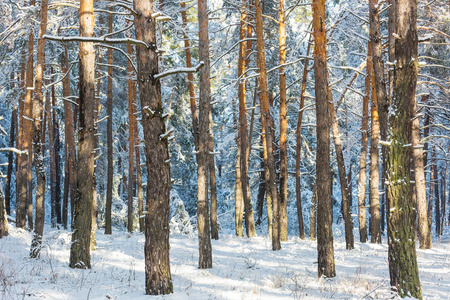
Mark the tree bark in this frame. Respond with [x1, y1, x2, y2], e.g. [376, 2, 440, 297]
[313, 0, 335, 277]
[386, 0, 422, 297]
[69, 0, 96, 269]
[238, 0, 256, 238]
[127, 34, 136, 234]
[134, 0, 173, 293]
[434, 156, 440, 235]
[233, 98, 244, 237]
[329, 93, 354, 250]
[0, 184, 8, 238]
[412, 95, 431, 249]
[278, 0, 288, 242]
[197, 0, 213, 267]
[5, 106, 17, 216]
[106, 10, 114, 235]
[295, 38, 311, 240]
[16, 54, 26, 228]
[369, 70, 381, 244]
[208, 112, 219, 240]
[30, 0, 48, 258]
[62, 44, 76, 230]
[358, 42, 371, 243]
[255, 0, 280, 251]
[310, 182, 317, 240]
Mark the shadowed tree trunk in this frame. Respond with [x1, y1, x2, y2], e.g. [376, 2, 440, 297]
[329, 93, 354, 250]
[370, 0, 389, 236]
[255, 0, 280, 251]
[369, 70, 381, 244]
[5, 106, 17, 216]
[412, 95, 431, 249]
[62, 44, 76, 230]
[386, 0, 422, 297]
[197, 0, 213, 268]
[105, 10, 114, 235]
[69, 0, 96, 269]
[134, 0, 173, 293]
[208, 112, 219, 240]
[238, 0, 256, 238]
[135, 125, 144, 232]
[310, 182, 317, 240]
[30, 0, 48, 258]
[16, 56, 26, 227]
[295, 37, 311, 240]
[0, 183, 8, 238]
[233, 98, 244, 237]
[313, 0, 335, 277]
[434, 157, 440, 235]
[358, 42, 371, 243]
[127, 32, 136, 234]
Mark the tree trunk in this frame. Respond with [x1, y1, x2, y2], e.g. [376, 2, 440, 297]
[238, 0, 256, 238]
[295, 38, 311, 240]
[370, 0, 389, 236]
[48, 78, 56, 228]
[30, 0, 48, 258]
[386, 0, 422, 297]
[127, 37, 136, 234]
[434, 157, 440, 235]
[0, 184, 8, 238]
[208, 113, 219, 240]
[69, 0, 96, 269]
[5, 106, 17, 216]
[369, 70, 381, 244]
[329, 94, 354, 250]
[16, 55, 26, 228]
[135, 125, 144, 232]
[310, 182, 317, 240]
[255, 0, 280, 251]
[133, 0, 173, 293]
[233, 98, 244, 237]
[62, 44, 76, 230]
[278, 0, 288, 242]
[412, 95, 431, 249]
[358, 42, 371, 243]
[313, 0, 335, 278]
[105, 11, 114, 235]
[197, 0, 213, 268]
[54, 110, 62, 224]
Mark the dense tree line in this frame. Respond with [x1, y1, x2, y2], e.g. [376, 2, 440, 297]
[0, 0, 448, 298]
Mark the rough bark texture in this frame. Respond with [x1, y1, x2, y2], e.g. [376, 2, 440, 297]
[358, 43, 371, 243]
[69, 0, 95, 269]
[369, 70, 381, 244]
[30, 0, 48, 258]
[234, 99, 244, 237]
[386, 0, 422, 298]
[208, 112, 219, 240]
[329, 96, 354, 250]
[295, 38, 311, 240]
[310, 182, 317, 240]
[0, 184, 8, 238]
[412, 95, 431, 249]
[62, 44, 76, 230]
[313, 0, 335, 278]
[5, 107, 16, 216]
[127, 37, 136, 234]
[255, 0, 280, 251]
[278, 0, 288, 242]
[105, 11, 114, 235]
[134, 0, 173, 293]
[238, 1, 256, 238]
[370, 0, 389, 235]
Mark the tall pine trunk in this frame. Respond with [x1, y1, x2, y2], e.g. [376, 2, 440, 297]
[127, 36, 136, 234]
[134, 0, 173, 293]
[5, 106, 17, 216]
[369, 70, 381, 243]
[313, 0, 335, 277]
[197, 0, 213, 268]
[30, 0, 48, 258]
[255, 0, 280, 251]
[386, 0, 422, 297]
[238, 0, 256, 238]
[358, 42, 371, 243]
[69, 0, 96, 269]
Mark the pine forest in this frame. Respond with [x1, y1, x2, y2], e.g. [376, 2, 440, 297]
[0, 0, 449, 299]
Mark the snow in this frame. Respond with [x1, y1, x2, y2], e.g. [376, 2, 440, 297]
[1, 225, 449, 300]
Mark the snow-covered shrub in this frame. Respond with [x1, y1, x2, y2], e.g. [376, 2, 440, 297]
[169, 190, 193, 236]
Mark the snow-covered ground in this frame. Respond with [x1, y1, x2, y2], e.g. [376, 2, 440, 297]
[0, 226, 449, 300]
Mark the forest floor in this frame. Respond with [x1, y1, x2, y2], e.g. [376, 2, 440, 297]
[0, 225, 449, 300]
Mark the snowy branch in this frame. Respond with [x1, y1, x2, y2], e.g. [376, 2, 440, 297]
[43, 34, 149, 48]
[0, 148, 28, 155]
[153, 62, 204, 81]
